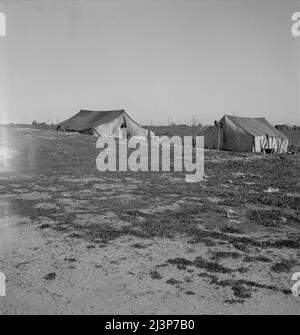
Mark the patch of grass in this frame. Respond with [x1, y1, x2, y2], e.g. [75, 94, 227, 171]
[110, 260, 118, 264]
[208, 276, 290, 295]
[211, 251, 242, 260]
[130, 243, 147, 249]
[167, 258, 193, 267]
[188, 237, 217, 246]
[193, 256, 234, 274]
[248, 210, 283, 227]
[53, 225, 68, 232]
[67, 222, 132, 243]
[266, 238, 300, 249]
[86, 245, 96, 249]
[149, 270, 163, 280]
[184, 276, 193, 283]
[39, 223, 51, 229]
[244, 255, 272, 263]
[271, 259, 298, 273]
[192, 227, 300, 250]
[247, 194, 299, 211]
[64, 258, 77, 262]
[198, 272, 217, 280]
[125, 209, 146, 217]
[166, 278, 182, 285]
[232, 243, 250, 252]
[224, 298, 245, 304]
[167, 256, 236, 274]
[232, 284, 252, 299]
[220, 226, 244, 234]
[43, 272, 57, 280]
[220, 192, 300, 211]
[155, 263, 169, 268]
[185, 291, 195, 295]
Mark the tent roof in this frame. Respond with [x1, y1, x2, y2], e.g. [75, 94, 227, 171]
[60, 109, 125, 131]
[224, 115, 287, 138]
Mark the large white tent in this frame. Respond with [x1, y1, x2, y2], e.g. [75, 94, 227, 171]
[60, 109, 149, 139]
[199, 115, 288, 153]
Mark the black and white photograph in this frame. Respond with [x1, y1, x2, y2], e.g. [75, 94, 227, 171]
[0, 0, 299, 318]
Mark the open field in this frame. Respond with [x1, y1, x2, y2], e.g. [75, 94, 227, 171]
[0, 127, 299, 314]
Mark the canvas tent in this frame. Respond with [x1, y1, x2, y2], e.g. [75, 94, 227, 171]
[199, 115, 288, 153]
[60, 109, 149, 139]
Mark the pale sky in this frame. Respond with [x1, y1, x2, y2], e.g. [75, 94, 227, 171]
[0, 0, 300, 125]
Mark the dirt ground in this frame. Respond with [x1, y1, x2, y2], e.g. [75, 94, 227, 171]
[0, 127, 299, 314]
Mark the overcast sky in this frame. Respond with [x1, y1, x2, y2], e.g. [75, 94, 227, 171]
[0, 0, 299, 125]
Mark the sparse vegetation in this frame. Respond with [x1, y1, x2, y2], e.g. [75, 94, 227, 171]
[1, 125, 299, 314]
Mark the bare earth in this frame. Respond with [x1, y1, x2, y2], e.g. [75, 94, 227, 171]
[0, 127, 299, 314]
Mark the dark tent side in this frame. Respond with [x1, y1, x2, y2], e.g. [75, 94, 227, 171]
[60, 109, 149, 139]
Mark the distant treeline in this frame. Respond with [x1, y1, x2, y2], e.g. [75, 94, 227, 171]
[1, 122, 56, 130]
[275, 124, 300, 131]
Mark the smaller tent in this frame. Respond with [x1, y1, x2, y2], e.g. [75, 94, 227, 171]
[199, 115, 288, 153]
[60, 109, 149, 139]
